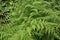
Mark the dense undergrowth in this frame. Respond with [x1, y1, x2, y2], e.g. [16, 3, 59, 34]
[0, 0, 60, 40]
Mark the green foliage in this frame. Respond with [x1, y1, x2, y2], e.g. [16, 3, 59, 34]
[0, 0, 60, 40]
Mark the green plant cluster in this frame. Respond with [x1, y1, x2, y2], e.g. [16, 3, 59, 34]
[0, 0, 60, 40]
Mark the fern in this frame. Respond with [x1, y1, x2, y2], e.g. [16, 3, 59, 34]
[0, 0, 60, 40]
